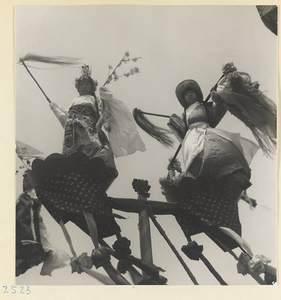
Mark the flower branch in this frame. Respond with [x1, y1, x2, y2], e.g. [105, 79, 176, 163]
[103, 52, 141, 86]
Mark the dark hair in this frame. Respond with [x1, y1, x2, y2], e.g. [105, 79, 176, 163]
[75, 76, 97, 96]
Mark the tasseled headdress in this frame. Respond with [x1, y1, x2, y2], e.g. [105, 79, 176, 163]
[75, 65, 98, 95]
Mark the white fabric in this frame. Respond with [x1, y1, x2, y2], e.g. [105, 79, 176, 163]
[182, 125, 258, 175]
[181, 102, 204, 175]
[181, 100, 259, 177]
[182, 125, 206, 176]
[185, 102, 201, 126]
[99, 87, 146, 157]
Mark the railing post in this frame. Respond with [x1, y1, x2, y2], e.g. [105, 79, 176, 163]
[132, 179, 153, 279]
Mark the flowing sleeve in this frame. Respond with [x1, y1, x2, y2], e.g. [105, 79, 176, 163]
[99, 87, 146, 157]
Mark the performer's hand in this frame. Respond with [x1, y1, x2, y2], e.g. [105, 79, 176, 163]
[169, 114, 187, 138]
[222, 62, 237, 75]
[49, 102, 58, 111]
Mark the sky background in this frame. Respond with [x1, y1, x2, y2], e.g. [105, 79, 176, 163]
[14, 5, 277, 286]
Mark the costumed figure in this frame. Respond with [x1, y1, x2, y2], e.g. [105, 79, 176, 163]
[16, 170, 70, 277]
[140, 63, 275, 249]
[27, 65, 146, 245]
[16, 172, 49, 276]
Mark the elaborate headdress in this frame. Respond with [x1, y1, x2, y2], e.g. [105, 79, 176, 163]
[175, 80, 204, 108]
[75, 65, 98, 95]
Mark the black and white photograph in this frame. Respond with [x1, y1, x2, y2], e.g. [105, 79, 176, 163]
[12, 3, 278, 292]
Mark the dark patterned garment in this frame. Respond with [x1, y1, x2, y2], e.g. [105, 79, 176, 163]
[162, 173, 247, 249]
[36, 173, 109, 218]
[176, 175, 242, 233]
[28, 153, 120, 239]
[62, 101, 117, 175]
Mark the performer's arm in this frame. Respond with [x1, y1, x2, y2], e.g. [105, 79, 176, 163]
[49, 102, 68, 128]
[206, 92, 227, 128]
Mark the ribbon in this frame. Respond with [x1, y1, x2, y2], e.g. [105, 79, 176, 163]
[182, 241, 204, 261]
[70, 252, 93, 274]
[91, 246, 112, 269]
[237, 253, 272, 276]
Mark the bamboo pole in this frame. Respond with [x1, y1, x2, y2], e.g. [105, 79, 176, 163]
[80, 266, 115, 285]
[137, 192, 153, 280]
[134, 109, 170, 118]
[149, 214, 199, 285]
[199, 253, 227, 285]
[102, 263, 131, 285]
[110, 197, 177, 215]
[20, 60, 51, 103]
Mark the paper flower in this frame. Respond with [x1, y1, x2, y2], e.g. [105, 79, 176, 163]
[104, 52, 142, 86]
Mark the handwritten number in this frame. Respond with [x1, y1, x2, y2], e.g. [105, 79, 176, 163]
[26, 286, 31, 295]
[1, 285, 31, 295]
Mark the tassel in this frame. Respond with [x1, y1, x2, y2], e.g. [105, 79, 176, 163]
[133, 108, 174, 147]
[19, 53, 80, 66]
[220, 98, 276, 156]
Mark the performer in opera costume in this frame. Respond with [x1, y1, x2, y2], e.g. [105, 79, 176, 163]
[157, 63, 276, 249]
[28, 65, 146, 243]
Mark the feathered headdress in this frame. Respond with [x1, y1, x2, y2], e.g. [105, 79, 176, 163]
[80, 64, 92, 79]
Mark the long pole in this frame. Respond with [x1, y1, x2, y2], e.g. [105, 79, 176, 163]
[137, 110, 170, 118]
[20, 60, 51, 103]
[149, 213, 199, 285]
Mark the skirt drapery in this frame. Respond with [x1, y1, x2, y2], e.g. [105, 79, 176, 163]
[27, 153, 120, 239]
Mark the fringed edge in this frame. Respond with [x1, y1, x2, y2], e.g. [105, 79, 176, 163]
[224, 102, 276, 157]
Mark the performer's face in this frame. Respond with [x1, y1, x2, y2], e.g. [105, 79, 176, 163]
[183, 90, 198, 107]
[78, 79, 92, 95]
